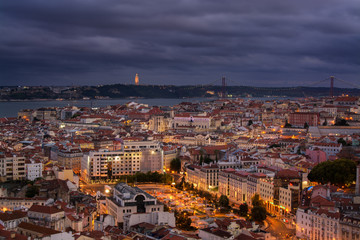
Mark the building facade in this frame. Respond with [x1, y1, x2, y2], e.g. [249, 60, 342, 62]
[106, 183, 164, 224]
[289, 112, 319, 127]
[58, 148, 83, 173]
[81, 140, 163, 183]
[0, 154, 26, 181]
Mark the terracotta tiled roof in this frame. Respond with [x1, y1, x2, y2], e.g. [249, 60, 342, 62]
[276, 169, 300, 179]
[0, 211, 27, 222]
[18, 222, 60, 236]
[0, 229, 28, 240]
[28, 205, 64, 214]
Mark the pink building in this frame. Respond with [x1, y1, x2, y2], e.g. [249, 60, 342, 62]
[305, 148, 326, 164]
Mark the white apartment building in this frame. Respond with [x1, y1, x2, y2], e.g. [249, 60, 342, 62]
[247, 173, 267, 205]
[218, 168, 234, 196]
[81, 140, 163, 183]
[259, 177, 274, 212]
[279, 184, 300, 214]
[163, 145, 178, 171]
[186, 164, 219, 190]
[218, 168, 274, 206]
[228, 171, 249, 203]
[26, 160, 43, 181]
[296, 207, 341, 240]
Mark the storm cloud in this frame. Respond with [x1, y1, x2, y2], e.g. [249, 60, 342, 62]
[0, 0, 359, 86]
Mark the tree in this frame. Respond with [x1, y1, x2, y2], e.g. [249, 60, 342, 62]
[323, 119, 328, 126]
[269, 144, 281, 149]
[163, 204, 170, 212]
[199, 155, 204, 165]
[251, 194, 264, 207]
[337, 138, 348, 146]
[203, 157, 213, 164]
[335, 118, 349, 126]
[175, 211, 194, 230]
[25, 185, 39, 198]
[307, 158, 356, 186]
[219, 195, 230, 208]
[239, 203, 249, 217]
[284, 119, 292, 128]
[170, 158, 181, 173]
[304, 122, 309, 129]
[251, 206, 267, 223]
[247, 120, 253, 126]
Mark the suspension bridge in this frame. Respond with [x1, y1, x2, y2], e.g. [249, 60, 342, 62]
[203, 76, 360, 98]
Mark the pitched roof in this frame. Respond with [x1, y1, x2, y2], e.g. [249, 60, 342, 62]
[0, 211, 27, 222]
[18, 222, 60, 236]
[28, 205, 64, 214]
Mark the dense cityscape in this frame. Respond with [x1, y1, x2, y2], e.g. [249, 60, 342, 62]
[0, 93, 359, 239]
[1, 0, 359, 239]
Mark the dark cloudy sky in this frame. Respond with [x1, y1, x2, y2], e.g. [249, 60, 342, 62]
[0, 0, 359, 87]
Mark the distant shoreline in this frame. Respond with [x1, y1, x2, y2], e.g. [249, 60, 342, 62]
[0, 97, 215, 118]
[0, 96, 210, 102]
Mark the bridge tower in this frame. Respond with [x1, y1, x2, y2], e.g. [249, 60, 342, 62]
[330, 76, 334, 97]
[221, 76, 226, 98]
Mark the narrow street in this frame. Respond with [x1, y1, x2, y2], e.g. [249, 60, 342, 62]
[265, 216, 296, 239]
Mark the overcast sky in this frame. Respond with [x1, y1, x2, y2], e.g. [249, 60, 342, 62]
[0, 0, 359, 87]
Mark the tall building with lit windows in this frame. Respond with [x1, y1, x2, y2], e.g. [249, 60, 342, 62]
[81, 140, 163, 183]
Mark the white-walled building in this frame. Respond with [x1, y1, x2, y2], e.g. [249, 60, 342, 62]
[81, 140, 163, 183]
[106, 183, 164, 224]
[94, 214, 115, 231]
[123, 211, 175, 232]
[186, 164, 219, 190]
[218, 168, 274, 206]
[26, 160, 43, 181]
[296, 207, 341, 240]
[173, 113, 211, 130]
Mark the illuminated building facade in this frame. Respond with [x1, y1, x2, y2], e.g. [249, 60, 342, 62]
[81, 140, 163, 182]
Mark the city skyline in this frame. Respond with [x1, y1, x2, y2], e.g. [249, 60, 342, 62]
[0, 0, 359, 87]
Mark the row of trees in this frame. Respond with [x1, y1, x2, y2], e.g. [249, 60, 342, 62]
[116, 172, 173, 184]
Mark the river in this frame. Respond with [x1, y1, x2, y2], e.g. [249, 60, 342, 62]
[0, 98, 214, 117]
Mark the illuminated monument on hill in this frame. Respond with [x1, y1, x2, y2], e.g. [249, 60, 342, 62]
[135, 73, 139, 85]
